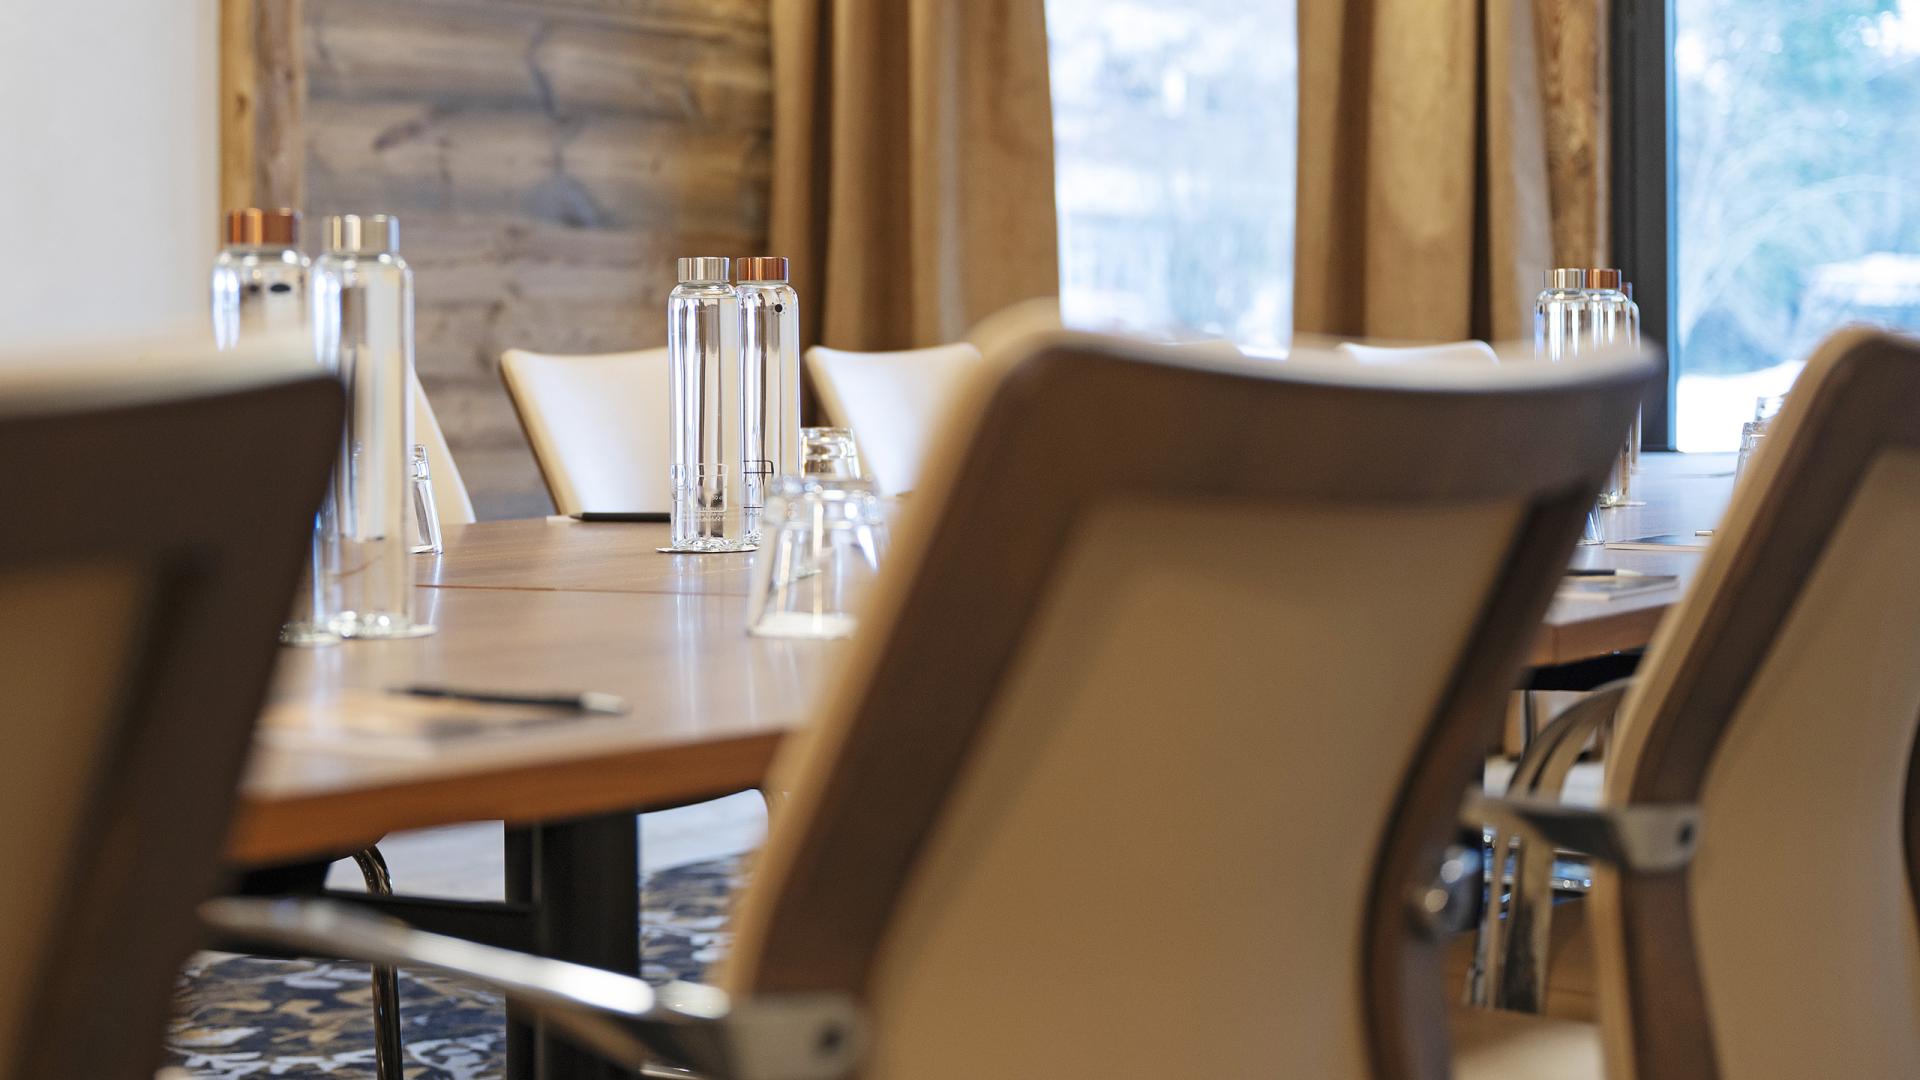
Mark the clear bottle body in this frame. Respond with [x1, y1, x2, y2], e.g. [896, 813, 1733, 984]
[1587, 286, 1643, 503]
[1587, 288, 1639, 351]
[213, 243, 340, 644]
[736, 278, 802, 541]
[212, 245, 309, 350]
[668, 278, 750, 551]
[312, 250, 432, 636]
[1533, 285, 1596, 364]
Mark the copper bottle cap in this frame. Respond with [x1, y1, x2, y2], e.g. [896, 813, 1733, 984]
[734, 256, 789, 282]
[1586, 268, 1624, 290]
[225, 207, 301, 247]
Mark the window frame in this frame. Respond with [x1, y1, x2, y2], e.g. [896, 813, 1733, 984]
[1611, 0, 1678, 451]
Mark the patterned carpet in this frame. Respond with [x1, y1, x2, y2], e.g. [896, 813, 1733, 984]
[165, 856, 746, 1079]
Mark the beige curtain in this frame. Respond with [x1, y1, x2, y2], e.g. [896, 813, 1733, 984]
[1295, 0, 1607, 343]
[770, 0, 1060, 351]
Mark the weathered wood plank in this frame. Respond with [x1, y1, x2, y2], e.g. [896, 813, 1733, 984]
[305, 0, 770, 127]
[354, 0, 768, 38]
[303, 100, 769, 232]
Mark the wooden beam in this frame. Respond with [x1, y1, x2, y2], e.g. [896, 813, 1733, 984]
[219, 0, 306, 213]
[218, 0, 256, 213]
[1534, 0, 1610, 268]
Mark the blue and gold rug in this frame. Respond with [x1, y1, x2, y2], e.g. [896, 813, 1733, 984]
[165, 856, 744, 1079]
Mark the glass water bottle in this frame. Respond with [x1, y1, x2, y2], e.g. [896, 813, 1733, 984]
[312, 214, 434, 638]
[1533, 268, 1593, 364]
[213, 208, 340, 646]
[212, 208, 309, 349]
[735, 256, 801, 542]
[1586, 268, 1642, 505]
[667, 256, 752, 552]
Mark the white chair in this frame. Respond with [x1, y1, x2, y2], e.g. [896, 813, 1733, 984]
[805, 343, 983, 495]
[412, 371, 476, 525]
[1336, 340, 1501, 366]
[499, 348, 672, 516]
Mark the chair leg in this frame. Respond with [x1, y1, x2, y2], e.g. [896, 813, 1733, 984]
[352, 847, 405, 1080]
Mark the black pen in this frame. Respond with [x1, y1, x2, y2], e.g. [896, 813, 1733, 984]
[394, 684, 630, 716]
[1564, 568, 1647, 578]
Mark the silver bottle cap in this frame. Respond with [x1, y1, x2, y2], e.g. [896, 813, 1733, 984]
[677, 256, 730, 284]
[1543, 268, 1587, 290]
[323, 214, 400, 256]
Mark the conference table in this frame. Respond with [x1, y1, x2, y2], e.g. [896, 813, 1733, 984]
[223, 451, 1734, 1078]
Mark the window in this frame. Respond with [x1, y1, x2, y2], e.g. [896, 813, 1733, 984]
[1044, 0, 1298, 351]
[1661, 0, 1920, 449]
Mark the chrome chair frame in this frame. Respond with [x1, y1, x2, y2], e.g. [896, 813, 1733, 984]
[1467, 680, 1635, 1011]
[202, 898, 863, 1080]
[350, 847, 404, 1080]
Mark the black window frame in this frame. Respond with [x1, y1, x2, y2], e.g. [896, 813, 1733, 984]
[1611, 0, 1677, 451]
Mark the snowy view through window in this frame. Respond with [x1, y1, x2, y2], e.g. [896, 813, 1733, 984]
[1674, 0, 1920, 448]
[1046, 0, 1297, 352]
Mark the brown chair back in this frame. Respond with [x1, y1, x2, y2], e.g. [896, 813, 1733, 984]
[722, 324, 1652, 1080]
[0, 361, 340, 1080]
[1591, 328, 1920, 1080]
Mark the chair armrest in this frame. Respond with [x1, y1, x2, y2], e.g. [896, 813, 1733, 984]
[1462, 792, 1699, 874]
[201, 897, 863, 1080]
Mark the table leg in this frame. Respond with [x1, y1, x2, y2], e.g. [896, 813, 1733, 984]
[524, 814, 642, 1080]
[504, 826, 536, 1080]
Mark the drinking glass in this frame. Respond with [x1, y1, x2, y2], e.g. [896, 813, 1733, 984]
[280, 507, 342, 646]
[1735, 421, 1768, 484]
[1578, 507, 1605, 547]
[410, 444, 443, 554]
[800, 427, 864, 481]
[746, 477, 887, 639]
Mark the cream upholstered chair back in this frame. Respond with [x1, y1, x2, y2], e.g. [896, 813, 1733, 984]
[723, 324, 1652, 1079]
[1590, 328, 1920, 1080]
[0, 351, 339, 1080]
[412, 372, 476, 525]
[805, 343, 983, 495]
[500, 347, 671, 516]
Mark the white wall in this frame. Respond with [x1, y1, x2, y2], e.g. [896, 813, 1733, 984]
[0, 2, 218, 351]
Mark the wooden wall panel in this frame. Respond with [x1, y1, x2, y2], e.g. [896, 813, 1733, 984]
[1534, 0, 1610, 269]
[301, 0, 771, 518]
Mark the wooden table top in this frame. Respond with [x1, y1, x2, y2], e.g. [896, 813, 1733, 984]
[229, 453, 1733, 864]
[1539, 452, 1733, 665]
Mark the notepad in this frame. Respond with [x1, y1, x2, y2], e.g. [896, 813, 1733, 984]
[258, 692, 596, 757]
[1603, 533, 1710, 553]
[1557, 574, 1681, 601]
